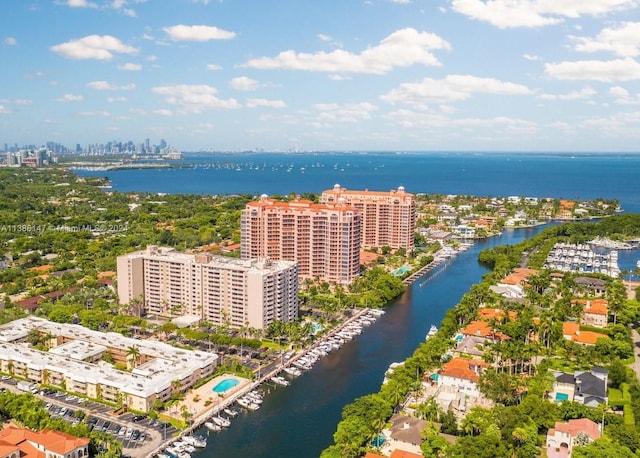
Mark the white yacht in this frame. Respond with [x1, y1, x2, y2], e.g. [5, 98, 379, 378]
[271, 376, 290, 386]
[204, 421, 221, 432]
[426, 324, 438, 340]
[210, 416, 230, 427]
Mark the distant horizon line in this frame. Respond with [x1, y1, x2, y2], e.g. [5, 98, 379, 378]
[180, 150, 640, 156]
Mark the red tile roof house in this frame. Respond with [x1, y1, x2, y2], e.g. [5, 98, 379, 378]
[571, 299, 608, 329]
[0, 426, 89, 458]
[437, 357, 489, 398]
[546, 418, 601, 458]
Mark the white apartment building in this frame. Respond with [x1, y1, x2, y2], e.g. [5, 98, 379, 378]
[0, 317, 217, 413]
[117, 246, 298, 330]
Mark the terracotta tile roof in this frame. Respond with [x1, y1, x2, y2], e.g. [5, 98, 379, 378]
[502, 267, 539, 285]
[562, 321, 608, 345]
[574, 331, 609, 345]
[28, 430, 89, 455]
[0, 427, 89, 457]
[0, 442, 20, 458]
[461, 320, 509, 340]
[364, 453, 386, 458]
[551, 418, 601, 440]
[390, 451, 424, 458]
[572, 298, 609, 315]
[441, 357, 489, 382]
[477, 308, 517, 321]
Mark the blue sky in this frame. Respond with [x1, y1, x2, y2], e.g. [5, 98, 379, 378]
[2, 0, 640, 152]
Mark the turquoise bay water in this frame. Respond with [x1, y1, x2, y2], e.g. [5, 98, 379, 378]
[76, 152, 640, 213]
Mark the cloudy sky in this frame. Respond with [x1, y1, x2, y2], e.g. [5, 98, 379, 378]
[2, 0, 640, 152]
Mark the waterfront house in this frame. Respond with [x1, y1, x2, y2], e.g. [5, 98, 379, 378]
[546, 418, 600, 458]
[437, 357, 489, 398]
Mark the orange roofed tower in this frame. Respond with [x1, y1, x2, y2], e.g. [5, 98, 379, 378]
[320, 184, 416, 254]
[241, 195, 362, 284]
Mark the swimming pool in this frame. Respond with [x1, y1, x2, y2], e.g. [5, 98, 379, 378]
[371, 435, 386, 447]
[213, 378, 239, 393]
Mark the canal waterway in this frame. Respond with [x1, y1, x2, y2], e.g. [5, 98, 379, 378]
[193, 224, 552, 457]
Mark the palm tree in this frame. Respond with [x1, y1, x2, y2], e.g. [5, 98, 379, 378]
[126, 345, 141, 369]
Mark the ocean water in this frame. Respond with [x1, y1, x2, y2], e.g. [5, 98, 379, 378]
[75, 152, 640, 212]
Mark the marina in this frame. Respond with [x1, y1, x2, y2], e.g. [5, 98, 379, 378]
[543, 241, 621, 277]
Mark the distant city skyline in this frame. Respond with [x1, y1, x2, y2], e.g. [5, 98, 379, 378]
[2, 1, 640, 152]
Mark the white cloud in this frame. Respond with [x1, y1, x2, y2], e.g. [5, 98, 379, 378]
[118, 63, 142, 71]
[55, 93, 84, 102]
[77, 111, 111, 117]
[163, 25, 236, 42]
[66, 0, 97, 8]
[328, 74, 353, 81]
[318, 34, 332, 42]
[246, 98, 286, 108]
[569, 22, 640, 57]
[389, 0, 412, 3]
[381, 74, 531, 107]
[51, 35, 138, 60]
[243, 28, 450, 74]
[385, 108, 537, 135]
[545, 58, 640, 81]
[129, 108, 147, 115]
[0, 105, 12, 114]
[207, 64, 222, 71]
[4, 37, 17, 46]
[312, 102, 378, 123]
[153, 109, 173, 116]
[609, 85, 640, 104]
[523, 53, 540, 61]
[15, 99, 32, 106]
[152, 84, 241, 113]
[87, 81, 136, 91]
[539, 87, 597, 101]
[230, 76, 260, 91]
[449, 0, 636, 29]
[107, 96, 128, 102]
[110, 0, 138, 17]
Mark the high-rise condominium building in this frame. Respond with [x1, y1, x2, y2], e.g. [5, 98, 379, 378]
[117, 245, 298, 330]
[241, 196, 362, 284]
[320, 184, 416, 254]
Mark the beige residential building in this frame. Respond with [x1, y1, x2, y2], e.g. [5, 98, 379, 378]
[0, 317, 218, 413]
[117, 246, 298, 330]
[320, 184, 416, 253]
[241, 196, 362, 284]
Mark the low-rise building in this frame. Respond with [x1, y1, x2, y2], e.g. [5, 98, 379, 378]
[550, 367, 608, 406]
[546, 418, 601, 458]
[573, 299, 608, 328]
[0, 426, 89, 458]
[562, 322, 608, 346]
[0, 317, 218, 413]
[437, 357, 489, 398]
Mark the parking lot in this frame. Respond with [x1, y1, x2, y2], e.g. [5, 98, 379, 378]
[2, 380, 179, 456]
